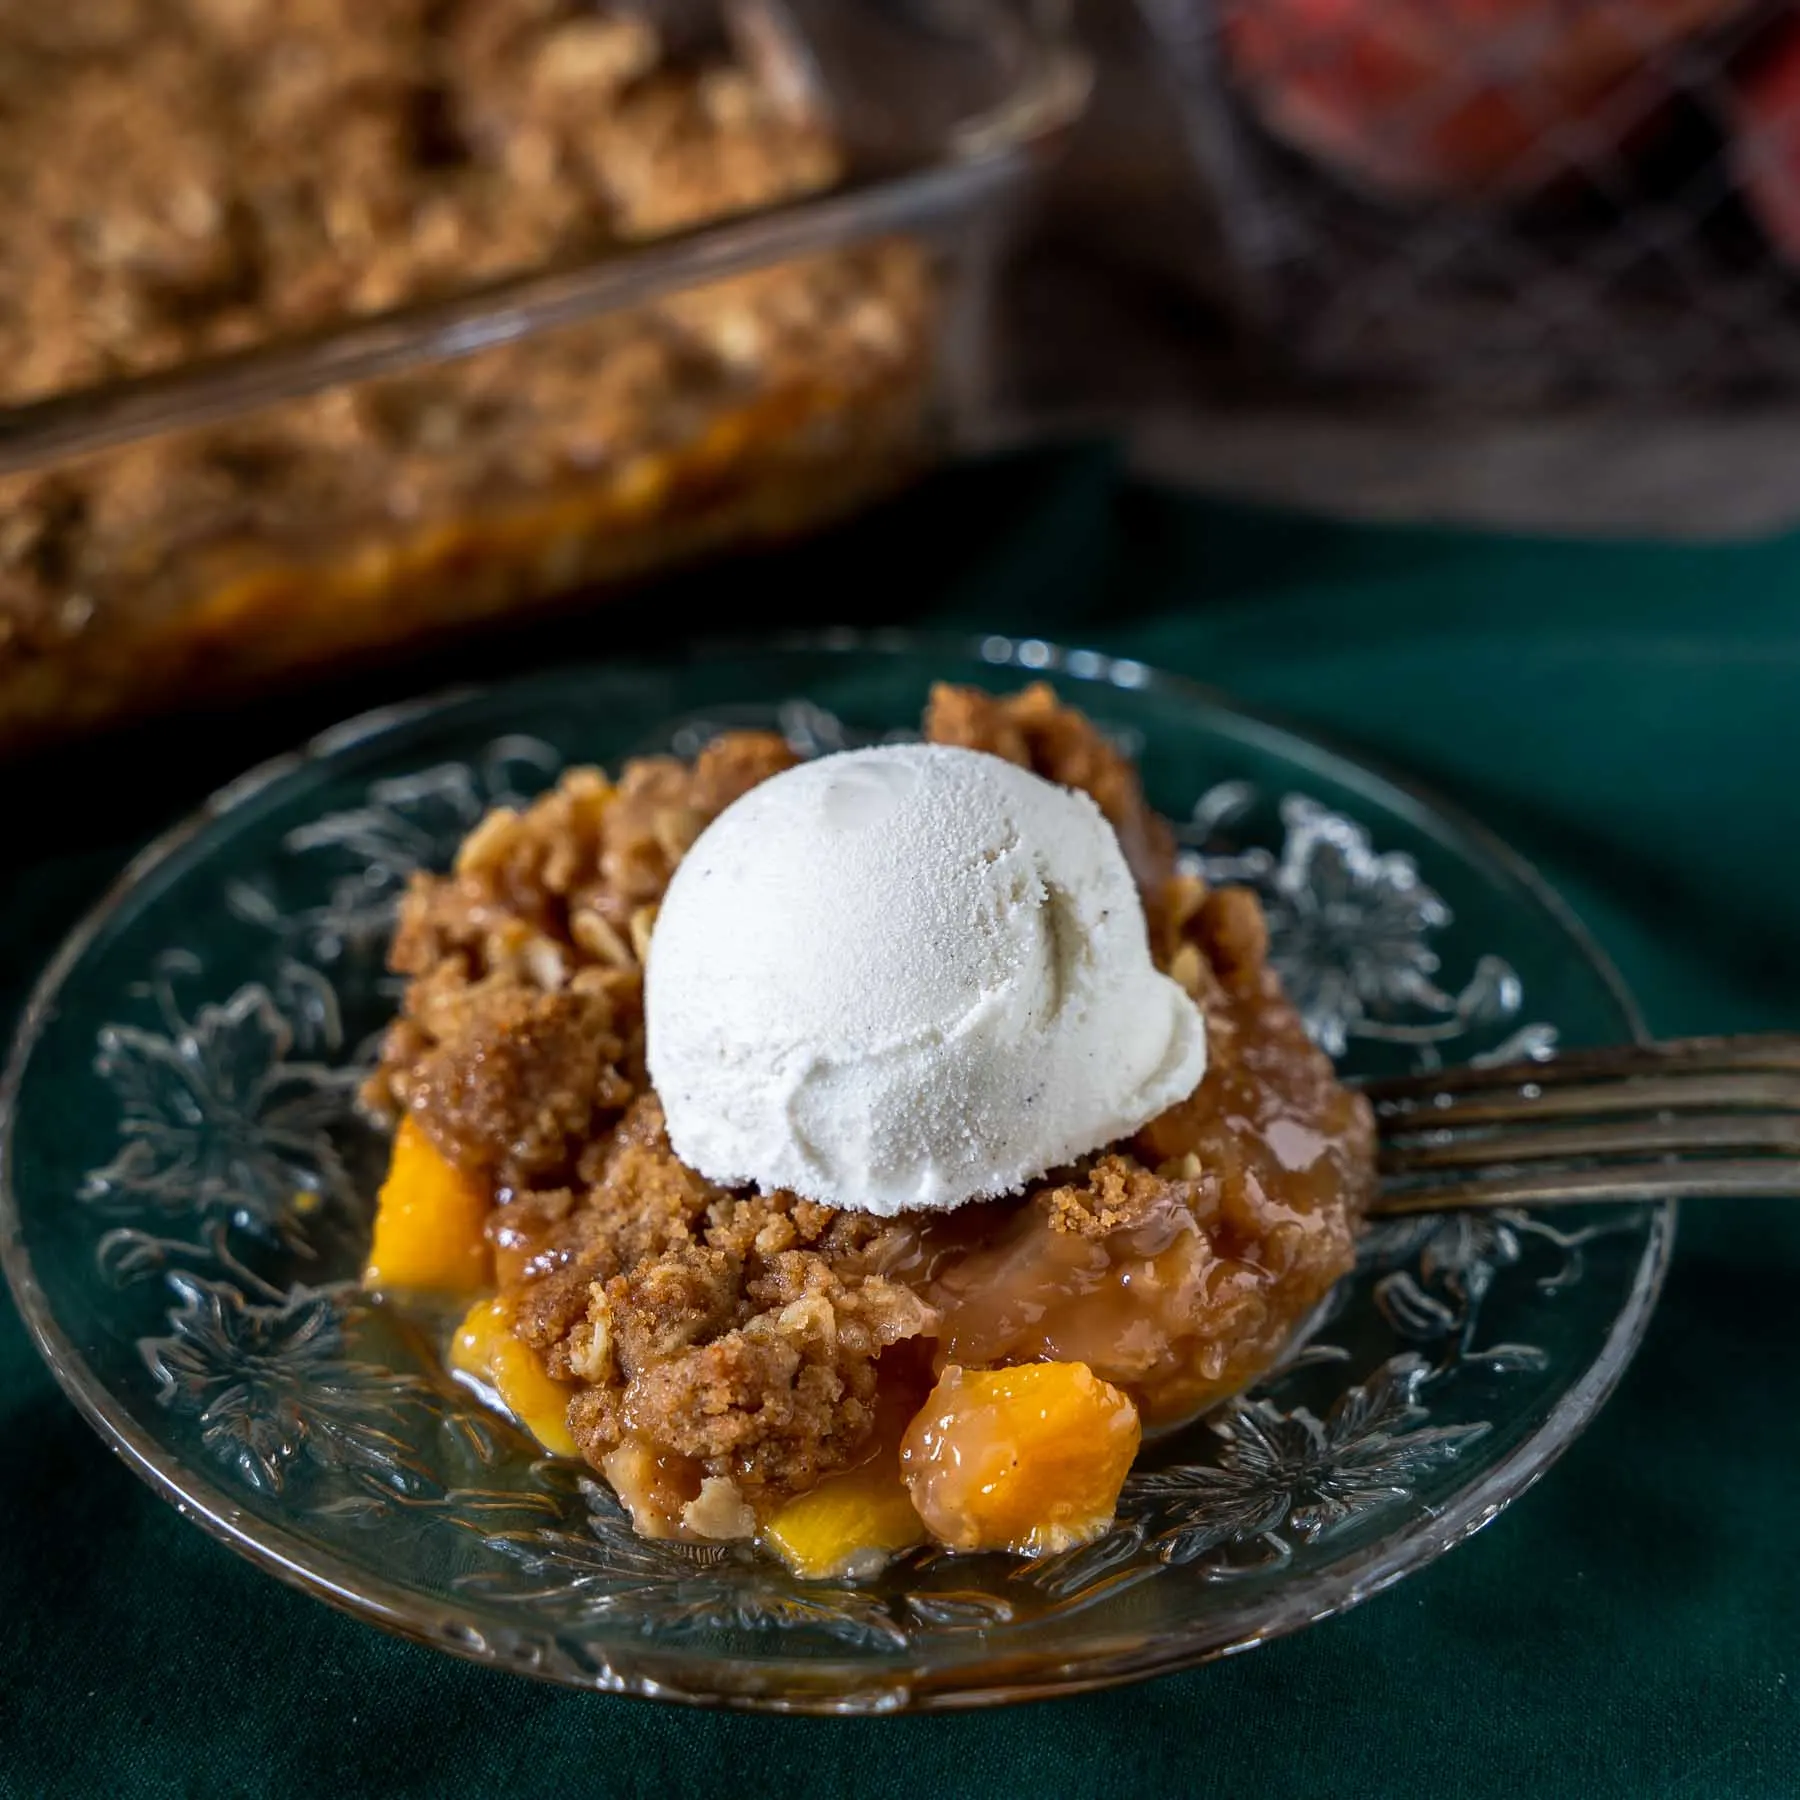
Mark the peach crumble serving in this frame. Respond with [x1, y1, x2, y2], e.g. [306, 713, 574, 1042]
[361, 684, 1375, 1577]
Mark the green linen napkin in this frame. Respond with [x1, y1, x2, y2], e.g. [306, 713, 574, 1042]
[1, 447, 1795, 1799]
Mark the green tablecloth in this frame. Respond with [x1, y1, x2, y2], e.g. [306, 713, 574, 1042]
[3, 448, 1796, 1798]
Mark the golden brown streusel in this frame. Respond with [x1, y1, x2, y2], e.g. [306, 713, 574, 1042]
[364, 730, 795, 1190]
[0, 1, 839, 406]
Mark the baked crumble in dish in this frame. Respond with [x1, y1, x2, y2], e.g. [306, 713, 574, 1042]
[0, 1, 933, 747]
[361, 683, 1376, 1577]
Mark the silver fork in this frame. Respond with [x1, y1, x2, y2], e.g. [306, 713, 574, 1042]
[1365, 1034, 1800, 1215]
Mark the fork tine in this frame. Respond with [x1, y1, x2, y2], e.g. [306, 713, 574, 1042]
[1371, 1159, 1800, 1214]
[1381, 1110, 1800, 1173]
[1362, 1033, 1800, 1108]
[1375, 1069, 1800, 1130]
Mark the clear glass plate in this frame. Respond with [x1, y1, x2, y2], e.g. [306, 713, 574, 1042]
[0, 634, 1670, 1712]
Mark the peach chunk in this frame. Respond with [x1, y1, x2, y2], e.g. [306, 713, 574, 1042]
[763, 1456, 925, 1581]
[451, 1295, 580, 1458]
[364, 1116, 492, 1295]
[900, 1362, 1141, 1556]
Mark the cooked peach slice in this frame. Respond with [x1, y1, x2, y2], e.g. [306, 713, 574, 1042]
[451, 1295, 580, 1458]
[363, 1116, 492, 1295]
[764, 1456, 925, 1581]
[900, 1362, 1141, 1556]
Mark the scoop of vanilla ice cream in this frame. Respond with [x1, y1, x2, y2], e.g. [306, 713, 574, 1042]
[645, 743, 1207, 1215]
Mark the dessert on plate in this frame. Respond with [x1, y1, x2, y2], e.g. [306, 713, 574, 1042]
[361, 683, 1375, 1576]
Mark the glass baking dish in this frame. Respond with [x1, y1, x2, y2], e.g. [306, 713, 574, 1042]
[0, 0, 1086, 750]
